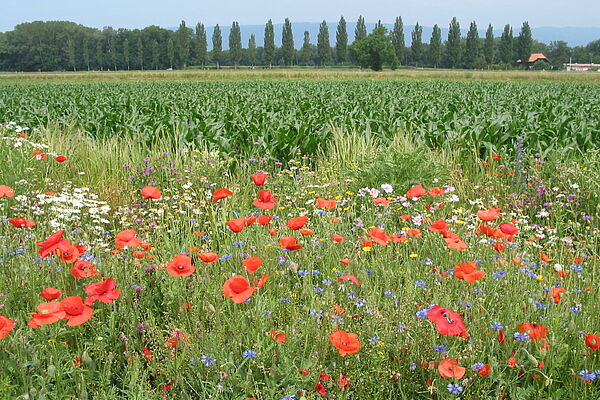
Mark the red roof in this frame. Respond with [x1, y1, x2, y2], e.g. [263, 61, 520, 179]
[528, 53, 548, 62]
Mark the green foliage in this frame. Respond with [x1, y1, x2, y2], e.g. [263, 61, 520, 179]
[410, 23, 423, 67]
[282, 19, 294, 66]
[229, 22, 242, 67]
[464, 21, 480, 69]
[335, 16, 348, 63]
[247, 34, 257, 66]
[518, 22, 533, 67]
[194, 23, 208, 67]
[211, 24, 222, 68]
[485, 24, 495, 65]
[349, 26, 396, 71]
[317, 21, 331, 66]
[300, 31, 312, 66]
[446, 17, 462, 68]
[391, 17, 405, 65]
[354, 16, 367, 42]
[263, 20, 275, 67]
[429, 24, 442, 68]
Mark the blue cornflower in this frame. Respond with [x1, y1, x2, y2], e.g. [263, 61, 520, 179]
[219, 254, 232, 261]
[579, 370, 597, 381]
[514, 332, 530, 341]
[368, 336, 380, 344]
[491, 322, 504, 330]
[493, 271, 506, 280]
[314, 287, 324, 293]
[365, 269, 374, 275]
[312, 270, 321, 275]
[233, 241, 245, 247]
[447, 383, 463, 395]
[279, 297, 290, 303]
[384, 291, 395, 297]
[415, 280, 426, 287]
[472, 362, 484, 371]
[322, 279, 332, 286]
[298, 270, 308, 276]
[416, 309, 429, 318]
[200, 355, 216, 366]
[242, 350, 257, 358]
[354, 299, 366, 307]
[433, 345, 447, 353]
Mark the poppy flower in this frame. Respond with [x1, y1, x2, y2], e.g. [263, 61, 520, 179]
[316, 198, 336, 209]
[223, 275, 256, 303]
[476, 223, 504, 239]
[27, 301, 66, 328]
[330, 217, 340, 224]
[518, 323, 548, 341]
[407, 229, 422, 237]
[61, 296, 94, 326]
[428, 219, 449, 233]
[373, 197, 390, 206]
[0, 315, 14, 339]
[84, 278, 121, 305]
[140, 186, 161, 199]
[287, 216, 308, 230]
[548, 287, 566, 304]
[299, 229, 314, 236]
[427, 306, 469, 338]
[167, 254, 195, 277]
[115, 229, 143, 249]
[268, 228, 278, 236]
[499, 223, 518, 235]
[585, 334, 599, 351]
[242, 256, 262, 274]
[540, 251, 552, 262]
[251, 173, 267, 186]
[245, 216, 256, 226]
[226, 218, 246, 233]
[269, 329, 286, 344]
[406, 184, 427, 199]
[428, 187, 445, 196]
[280, 236, 302, 251]
[445, 237, 468, 251]
[212, 188, 233, 203]
[58, 243, 85, 264]
[40, 287, 62, 301]
[340, 258, 351, 266]
[132, 250, 146, 259]
[257, 215, 272, 225]
[338, 275, 360, 286]
[70, 260, 97, 279]
[331, 234, 344, 242]
[365, 227, 391, 246]
[315, 383, 326, 396]
[0, 185, 15, 198]
[438, 358, 466, 379]
[253, 190, 277, 209]
[198, 252, 219, 263]
[36, 230, 71, 258]
[55, 156, 67, 163]
[478, 364, 491, 376]
[329, 330, 360, 356]
[33, 151, 47, 160]
[8, 217, 36, 228]
[477, 207, 501, 222]
[391, 234, 408, 243]
[454, 262, 486, 283]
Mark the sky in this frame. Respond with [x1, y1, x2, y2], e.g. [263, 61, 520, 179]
[2, 0, 599, 32]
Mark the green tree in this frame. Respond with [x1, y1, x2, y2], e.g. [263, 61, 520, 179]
[549, 40, 570, 69]
[446, 17, 461, 68]
[176, 20, 191, 68]
[391, 16, 405, 65]
[67, 36, 77, 71]
[150, 40, 160, 69]
[264, 19, 275, 68]
[464, 21, 479, 68]
[355, 15, 367, 42]
[484, 24, 494, 65]
[212, 24, 222, 68]
[123, 38, 130, 70]
[82, 36, 91, 70]
[109, 35, 118, 70]
[517, 21, 532, 67]
[411, 23, 423, 66]
[500, 24, 513, 65]
[282, 18, 294, 66]
[301, 31, 312, 65]
[136, 37, 144, 70]
[429, 24, 442, 68]
[195, 23, 208, 67]
[96, 39, 104, 70]
[349, 25, 395, 71]
[229, 21, 242, 68]
[248, 34, 257, 66]
[335, 16, 348, 63]
[167, 37, 174, 69]
[317, 20, 331, 66]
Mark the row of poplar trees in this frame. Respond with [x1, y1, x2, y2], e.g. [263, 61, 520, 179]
[0, 16, 565, 71]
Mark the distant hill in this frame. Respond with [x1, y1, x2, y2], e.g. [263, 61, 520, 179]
[179, 23, 600, 50]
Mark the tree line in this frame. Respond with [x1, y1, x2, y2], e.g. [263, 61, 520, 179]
[0, 18, 598, 71]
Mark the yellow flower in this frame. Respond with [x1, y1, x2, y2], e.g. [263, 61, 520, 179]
[409, 253, 418, 258]
[536, 275, 544, 281]
[363, 246, 372, 252]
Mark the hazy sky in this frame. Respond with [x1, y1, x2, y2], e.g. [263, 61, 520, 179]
[2, 0, 598, 31]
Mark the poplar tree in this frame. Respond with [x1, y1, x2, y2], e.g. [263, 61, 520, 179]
[446, 17, 461, 68]
[136, 37, 144, 70]
[176, 20, 190, 68]
[355, 16, 367, 42]
[195, 23, 208, 68]
[82, 37, 90, 70]
[167, 38, 174, 69]
[391, 16, 405, 65]
[500, 24, 513, 64]
[411, 22, 423, 66]
[484, 24, 494, 65]
[282, 18, 294, 66]
[335, 16, 348, 63]
[464, 21, 479, 68]
[429, 24, 442, 68]
[301, 31, 312, 65]
[109, 36, 118, 70]
[248, 34, 257, 66]
[317, 20, 331, 65]
[151, 40, 160, 69]
[264, 19, 275, 68]
[123, 38, 130, 70]
[96, 40, 104, 70]
[212, 24, 222, 68]
[229, 21, 242, 68]
[518, 21, 532, 67]
[67, 36, 77, 71]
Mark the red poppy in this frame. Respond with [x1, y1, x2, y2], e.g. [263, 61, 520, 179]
[476, 223, 504, 239]
[223, 275, 256, 303]
[478, 364, 491, 376]
[445, 237, 468, 250]
[428, 219, 449, 233]
[454, 261, 485, 283]
[340, 258, 351, 266]
[548, 287, 566, 304]
[36, 230, 71, 258]
[58, 243, 85, 264]
[540, 251, 552, 262]
[427, 305, 469, 337]
[268, 329, 286, 344]
[242, 256, 262, 274]
[115, 229, 143, 249]
[329, 330, 360, 356]
[365, 227, 391, 245]
[585, 333, 599, 351]
[500, 223, 518, 235]
[438, 358, 466, 379]
[0, 185, 15, 198]
[280, 236, 302, 251]
[140, 186, 161, 199]
[498, 329, 506, 344]
[27, 301, 66, 328]
[477, 207, 501, 222]
[391, 234, 408, 243]
[407, 229, 422, 237]
[319, 372, 331, 381]
[257, 215, 272, 225]
[315, 382, 326, 397]
[330, 217, 340, 224]
[0, 315, 14, 339]
[287, 216, 308, 230]
[61, 296, 94, 326]
[299, 228, 314, 236]
[33, 151, 47, 160]
[70, 260, 97, 279]
[428, 187, 445, 196]
[132, 250, 146, 259]
[373, 197, 390, 206]
[338, 275, 361, 286]
[507, 357, 517, 368]
[212, 188, 233, 203]
[245, 216, 256, 226]
[198, 252, 219, 263]
[316, 198, 336, 209]
[518, 323, 548, 341]
[8, 217, 36, 228]
[268, 228, 278, 236]
[55, 156, 67, 163]
[84, 278, 121, 305]
[251, 173, 267, 186]
[253, 190, 277, 209]
[40, 287, 62, 301]
[226, 218, 246, 233]
[331, 234, 344, 242]
[406, 184, 427, 199]
[167, 254, 195, 277]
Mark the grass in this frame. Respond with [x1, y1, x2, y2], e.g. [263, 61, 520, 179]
[0, 121, 599, 399]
